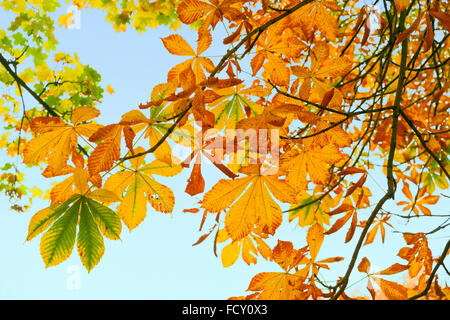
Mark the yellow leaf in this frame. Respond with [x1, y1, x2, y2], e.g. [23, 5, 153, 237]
[71, 107, 100, 126]
[29, 186, 43, 198]
[224, 182, 258, 240]
[285, 144, 343, 189]
[242, 237, 258, 265]
[314, 56, 353, 78]
[140, 159, 182, 177]
[142, 175, 175, 213]
[104, 149, 177, 230]
[307, 223, 324, 261]
[24, 111, 100, 171]
[247, 272, 300, 299]
[72, 168, 89, 194]
[202, 177, 253, 213]
[106, 85, 114, 95]
[221, 241, 241, 267]
[203, 171, 295, 241]
[58, 13, 74, 28]
[148, 126, 173, 165]
[117, 175, 148, 230]
[87, 189, 120, 203]
[364, 223, 380, 245]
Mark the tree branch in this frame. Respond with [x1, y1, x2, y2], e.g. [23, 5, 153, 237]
[0, 52, 89, 157]
[330, 9, 410, 300]
[120, 0, 316, 162]
[399, 109, 450, 181]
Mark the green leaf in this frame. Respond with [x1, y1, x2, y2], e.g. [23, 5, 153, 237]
[86, 198, 122, 240]
[434, 173, 448, 190]
[32, 195, 121, 271]
[26, 194, 80, 241]
[77, 198, 105, 272]
[40, 198, 81, 268]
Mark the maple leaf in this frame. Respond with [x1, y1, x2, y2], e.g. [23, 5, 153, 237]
[106, 84, 114, 95]
[58, 13, 74, 28]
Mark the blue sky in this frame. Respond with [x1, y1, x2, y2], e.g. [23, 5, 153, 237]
[0, 3, 448, 299]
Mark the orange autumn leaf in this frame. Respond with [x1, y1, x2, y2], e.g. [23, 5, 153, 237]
[23, 107, 101, 171]
[4, 0, 449, 297]
[358, 257, 371, 274]
[307, 223, 324, 261]
[161, 34, 196, 56]
[87, 124, 122, 176]
[202, 166, 296, 241]
[375, 263, 409, 276]
[372, 277, 409, 300]
[284, 143, 343, 189]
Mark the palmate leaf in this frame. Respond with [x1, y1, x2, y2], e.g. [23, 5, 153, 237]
[288, 195, 331, 227]
[77, 198, 105, 272]
[86, 198, 122, 240]
[27, 194, 121, 271]
[202, 166, 297, 241]
[210, 89, 263, 129]
[23, 108, 101, 171]
[104, 148, 181, 231]
[26, 194, 80, 242]
[40, 198, 81, 268]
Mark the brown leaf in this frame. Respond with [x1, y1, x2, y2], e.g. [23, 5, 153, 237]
[185, 162, 205, 196]
[358, 257, 371, 273]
